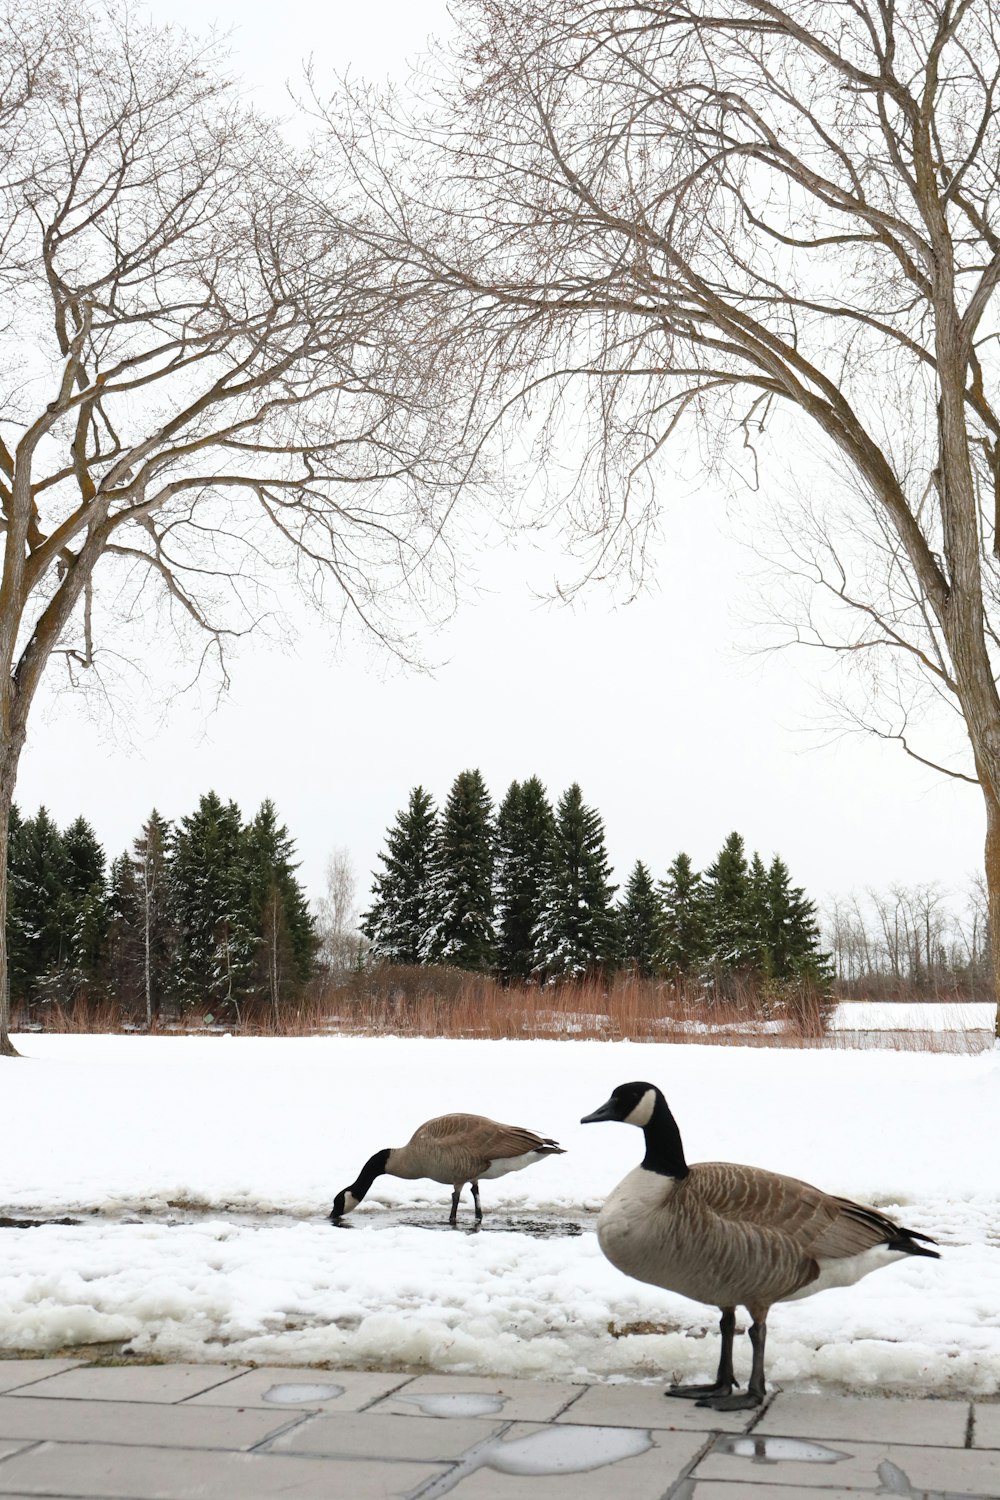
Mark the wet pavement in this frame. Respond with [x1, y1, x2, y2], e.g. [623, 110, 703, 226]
[0, 1359, 994, 1497]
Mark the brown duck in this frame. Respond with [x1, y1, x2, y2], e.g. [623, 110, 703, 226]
[581, 1081, 939, 1410]
[331, 1112, 565, 1224]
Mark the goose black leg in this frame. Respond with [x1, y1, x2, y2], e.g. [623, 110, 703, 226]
[697, 1315, 768, 1411]
[449, 1186, 462, 1225]
[471, 1181, 482, 1222]
[666, 1307, 738, 1400]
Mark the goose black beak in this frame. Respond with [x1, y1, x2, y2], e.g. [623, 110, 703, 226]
[580, 1098, 618, 1125]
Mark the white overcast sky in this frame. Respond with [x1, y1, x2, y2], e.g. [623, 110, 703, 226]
[14, 0, 985, 912]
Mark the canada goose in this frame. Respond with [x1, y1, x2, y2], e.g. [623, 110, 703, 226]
[581, 1081, 939, 1410]
[330, 1112, 565, 1225]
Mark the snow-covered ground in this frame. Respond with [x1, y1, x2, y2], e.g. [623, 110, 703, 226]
[1, 1034, 998, 1395]
[830, 1000, 994, 1032]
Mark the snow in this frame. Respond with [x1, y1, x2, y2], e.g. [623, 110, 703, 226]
[830, 1000, 994, 1033]
[1, 1033, 998, 1395]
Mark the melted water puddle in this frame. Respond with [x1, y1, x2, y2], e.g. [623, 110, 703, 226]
[399, 1393, 507, 1417]
[715, 1434, 850, 1464]
[417, 1424, 654, 1498]
[263, 1382, 345, 1404]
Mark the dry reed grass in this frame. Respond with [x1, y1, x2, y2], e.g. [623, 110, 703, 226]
[12, 967, 992, 1053]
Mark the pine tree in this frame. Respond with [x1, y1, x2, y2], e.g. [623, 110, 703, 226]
[8, 807, 68, 1007]
[361, 786, 438, 964]
[657, 852, 707, 974]
[532, 783, 617, 980]
[106, 852, 143, 1013]
[762, 855, 831, 982]
[171, 792, 255, 1016]
[131, 810, 175, 1026]
[59, 816, 108, 991]
[616, 860, 662, 977]
[745, 851, 771, 973]
[422, 769, 495, 971]
[245, 798, 316, 1014]
[494, 776, 555, 982]
[701, 831, 756, 973]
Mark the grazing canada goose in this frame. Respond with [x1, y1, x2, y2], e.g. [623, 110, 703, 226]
[581, 1081, 939, 1410]
[330, 1112, 565, 1225]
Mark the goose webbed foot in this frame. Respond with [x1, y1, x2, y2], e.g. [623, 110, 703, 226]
[695, 1389, 765, 1411]
[666, 1380, 736, 1400]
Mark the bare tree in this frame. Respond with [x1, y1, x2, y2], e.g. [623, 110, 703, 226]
[0, 3, 465, 1055]
[327, 0, 1000, 1031]
[315, 846, 364, 979]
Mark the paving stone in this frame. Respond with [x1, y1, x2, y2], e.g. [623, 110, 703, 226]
[441, 1424, 704, 1499]
[757, 1391, 970, 1446]
[270, 1410, 505, 1461]
[972, 1403, 1000, 1448]
[0, 1441, 444, 1498]
[0, 1396, 294, 1451]
[692, 1434, 1000, 1493]
[0, 1445, 36, 1463]
[186, 1365, 411, 1412]
[0, 1362, 83, 1395]
[374, 1373, 583, 1423]
[555, 1382, 754, 1433]
[14, 1364, 249, 1405]
[687, 1487, 871, 1499]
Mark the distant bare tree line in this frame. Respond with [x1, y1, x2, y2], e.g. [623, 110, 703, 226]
[824, 879, 991, 1000]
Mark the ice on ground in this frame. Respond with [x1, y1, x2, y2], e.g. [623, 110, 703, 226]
[1, 1033, 998, 1393]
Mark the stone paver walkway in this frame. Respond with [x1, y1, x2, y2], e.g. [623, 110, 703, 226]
[0, 1359, 993, 1498]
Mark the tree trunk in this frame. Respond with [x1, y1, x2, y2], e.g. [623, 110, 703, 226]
[982, 790, 1000, 1043]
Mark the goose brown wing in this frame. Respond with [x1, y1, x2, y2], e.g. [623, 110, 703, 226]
[409, 1114, 561, 1174]
[690, 1164, 899, 1260]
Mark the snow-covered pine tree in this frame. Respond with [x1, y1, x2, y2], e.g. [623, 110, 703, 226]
[763, 855, 832, 983]
[106, 852, 143, 1012]
[494, 775, 555, 981]
[8, 807, 69, 1008]
[532, 783, 617, 980]
[616, 860, 662, 976]
[131, 810, 176, 1026]
[245, 798, 316, 1015]
[657, 852, 708, 974]
[58, 815, 108, 995]
[701, 831, 756, 977]
[170, 792, 255, 1016]
[745, 850, 771, 973]
[422, 768, 495, 971]
[360, 786, 438, 964]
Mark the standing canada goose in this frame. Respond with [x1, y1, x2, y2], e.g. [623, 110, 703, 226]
[330, 1112, 565, 1225]
[581, 1081, 939, 1411]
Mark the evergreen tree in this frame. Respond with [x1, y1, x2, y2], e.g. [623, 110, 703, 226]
[422, 769, 495, 971]
[762, 855, 831, 982]
[657, 852, 707, 974]
[361, 786, 438, 964]
[131, 810, 176, 1025]
[106, 852, 143, 1012]
[59, 816, 107, 989]
[494, 776, 555, 982]
[171, 792, 255, 1015]
[745, 851, 771, 972]
[701, 831, 756, 972]
[245, 798, 316, 1013]
[532, 783, 617, 979]
[8, 807, 68, 1006]
[616, 860, 662, 977]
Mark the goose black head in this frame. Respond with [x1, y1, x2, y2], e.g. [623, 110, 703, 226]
[330, 1188, 361, 1220]
[581, 1081, 660, 1129]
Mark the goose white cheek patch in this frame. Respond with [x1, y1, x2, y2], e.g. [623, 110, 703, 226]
[623, 1089, 656, 1128]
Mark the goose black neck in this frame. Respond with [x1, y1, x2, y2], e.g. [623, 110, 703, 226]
[642, 1094, 689, 1179]
[352, 1148, 390, 1200]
